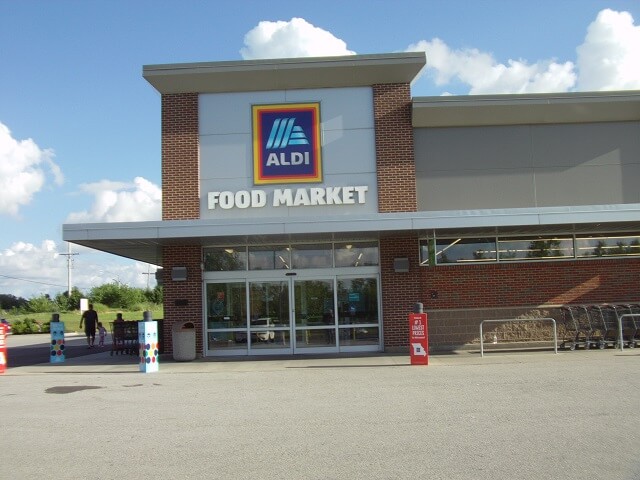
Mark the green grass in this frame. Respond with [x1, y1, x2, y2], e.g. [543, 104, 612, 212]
[4, 305, 164, 334]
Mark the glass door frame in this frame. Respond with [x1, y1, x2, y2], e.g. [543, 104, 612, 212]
[203, 267, 381, 356]
[292, 276, 339, 354]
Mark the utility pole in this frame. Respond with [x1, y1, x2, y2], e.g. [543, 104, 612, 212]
[141, 264, 153, 290]
[59, 243, 78, 297]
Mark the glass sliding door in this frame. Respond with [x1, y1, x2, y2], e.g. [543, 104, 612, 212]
[205, 271, 381, 356]
[248, 280, 291, 352]
[205, 282, 248, 353]
[293, 279, 336, 351]
[337, 277, 380, 349]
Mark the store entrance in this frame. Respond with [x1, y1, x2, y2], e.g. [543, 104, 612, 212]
[205, 272, 380, 356]
[248, 278, 336, 354]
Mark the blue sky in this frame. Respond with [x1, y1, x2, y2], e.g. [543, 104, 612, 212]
[0, 0, 639, 299]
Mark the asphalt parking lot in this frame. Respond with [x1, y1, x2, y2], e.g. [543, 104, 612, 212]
[1, 338, 639, 480]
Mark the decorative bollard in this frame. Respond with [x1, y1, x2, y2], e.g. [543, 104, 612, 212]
[139, 311, 159, 373]
[0, 324, 6, 374]
[50, 314, 65, 363]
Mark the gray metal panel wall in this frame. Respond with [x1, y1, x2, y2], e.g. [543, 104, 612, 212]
[414, 122, 640, 211]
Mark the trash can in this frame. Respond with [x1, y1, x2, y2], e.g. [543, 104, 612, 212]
[172, 321, 196, 361]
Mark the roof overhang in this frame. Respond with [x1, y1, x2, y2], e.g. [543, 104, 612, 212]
[413, 90, 640, 127]
[63, 204, 640, 266]
[143, 52, 426, 94]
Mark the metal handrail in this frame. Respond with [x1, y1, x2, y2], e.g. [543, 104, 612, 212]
[480, 318, 558, 357]
[617, 313, 640, 351]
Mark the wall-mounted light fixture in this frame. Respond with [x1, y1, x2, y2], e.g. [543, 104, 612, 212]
[171, 266, 187, 281]
[393, 258, 409, 273]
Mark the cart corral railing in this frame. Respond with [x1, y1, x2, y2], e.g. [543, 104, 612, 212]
[618, 314, 640, 351]
[480, 318, 558, 357]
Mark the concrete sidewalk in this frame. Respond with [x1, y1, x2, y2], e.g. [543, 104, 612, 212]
[2, 348, 639, 480]
[3, 342, 591, 374]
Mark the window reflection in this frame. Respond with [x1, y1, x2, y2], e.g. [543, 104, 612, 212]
[334, 241, 379, 267]
[291, 244, 332, 268]
[576, 234, 640, 257]
[203, 247, 247, 271]
[249, 281, 290, 327]
[498, 236, 573, 261]
[337, 278, 378, 325]
[206, 282, 246, 329]
[248, 245, 290, 270]
[434, 238, 496, 264]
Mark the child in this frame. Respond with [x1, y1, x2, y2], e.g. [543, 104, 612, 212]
[97, 322, 107, 347]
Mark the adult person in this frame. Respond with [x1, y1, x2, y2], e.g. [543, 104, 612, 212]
[79, 303, 99, 348]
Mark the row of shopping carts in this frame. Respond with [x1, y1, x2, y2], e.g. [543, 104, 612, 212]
[560, 304, 640, 350]
[109, 321, 138, 356]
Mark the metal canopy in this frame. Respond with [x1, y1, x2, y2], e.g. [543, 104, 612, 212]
[413, 90, 640, 127]
[63, 204, 640, 267]
[143, 52, 427, 94]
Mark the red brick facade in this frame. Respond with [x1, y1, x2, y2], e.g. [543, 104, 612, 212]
[161, 245, 203, 355]
[161, 93, 202, 355]
[379, 235, 423, 348]
[161, 93, 199, 221]
[373, 84, 417, 213]
[422, 259, 640, 310]
[419, 258, 640, 349]
[373, 83, 421, 350]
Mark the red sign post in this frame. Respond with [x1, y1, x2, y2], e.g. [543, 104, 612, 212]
[409, 312, 429, 365]
[0, 324, 6, 374]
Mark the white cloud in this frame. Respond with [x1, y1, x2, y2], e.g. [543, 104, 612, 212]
[407, 38, 576, 94]
[577, 8, 640, 91]
[0, 122, 63, 217]
[66, 176, 161, 223]
[0, 240, 157, 299]
[407, 8, 638, 94]
[0, 240, 67, 298]
[241, 17, 355, 59]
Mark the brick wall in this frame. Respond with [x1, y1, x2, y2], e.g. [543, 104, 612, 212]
[161, 93, 202, 355]
[421, 259, 640, 309]
[418, 258, 640, 350]
[161, 93, 199, 220]
[379, 235, 424, 349]
[373, 83, 420, 351]
[373, 84, 417, 213]
[162, 245, 203, 356]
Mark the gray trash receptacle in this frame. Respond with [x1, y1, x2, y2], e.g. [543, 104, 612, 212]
[172, 321, 196, 361]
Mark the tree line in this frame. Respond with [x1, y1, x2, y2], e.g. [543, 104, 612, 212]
[0, 281, 163, 314]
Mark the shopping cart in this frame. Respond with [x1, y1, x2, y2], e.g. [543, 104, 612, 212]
[110, 321, 139, 356]
[587, 305, 618, 349]
[560, 305, 594, 350]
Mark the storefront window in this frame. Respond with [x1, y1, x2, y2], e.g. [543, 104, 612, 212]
[203, 247, 247, 271]
[337, 278, 379, 325]
[249, 281, 290, 327]
[334, 241, 379, 267]
[206, 282, 246, 329]
[206, 282, 248, 351]
[435, 238, 497, 264]
[291, 243, 333, 269]
[248, 245, 290, 270]
[575, 234, 640, 257]
[498, 236, 573, 261]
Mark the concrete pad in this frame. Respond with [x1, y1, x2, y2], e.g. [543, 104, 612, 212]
[1, 348, 639, 479]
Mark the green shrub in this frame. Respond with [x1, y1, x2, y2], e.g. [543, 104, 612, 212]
[11, 318, 44, 334]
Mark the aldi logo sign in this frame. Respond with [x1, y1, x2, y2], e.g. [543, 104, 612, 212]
[252, 103, 322, 185]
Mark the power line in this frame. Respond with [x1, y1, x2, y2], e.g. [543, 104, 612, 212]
[0, 273, 69, 289]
